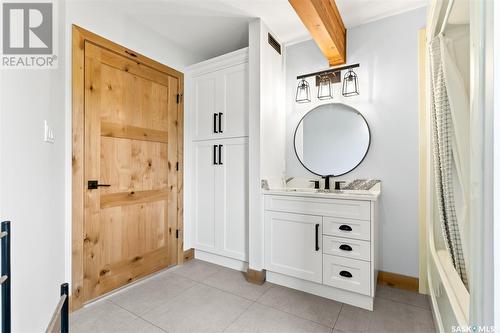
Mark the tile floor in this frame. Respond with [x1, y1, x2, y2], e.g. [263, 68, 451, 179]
[71, 259, 436, 333]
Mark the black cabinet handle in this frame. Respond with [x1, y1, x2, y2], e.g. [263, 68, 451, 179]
[213, 113, 218, 133]
[88, 180, 111, 190]
[218, 145, 223, 165]
[218, 112, 223, 133]
[339, 244, 353, 251]
[339, 225, 352, 232]
[315, 224, 320, 251]
[213, 145, 218, 165]
[339, 271, 352, 278]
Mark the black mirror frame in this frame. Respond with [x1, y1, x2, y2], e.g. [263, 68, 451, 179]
[293, 103, 371, 177]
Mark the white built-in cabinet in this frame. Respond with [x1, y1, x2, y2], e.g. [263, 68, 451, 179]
[187, 48, 249, 264]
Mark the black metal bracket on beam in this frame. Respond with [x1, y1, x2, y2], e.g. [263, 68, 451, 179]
[297, 63, 360, 80]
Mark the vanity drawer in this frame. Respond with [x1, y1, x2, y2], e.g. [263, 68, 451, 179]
[322, 236, 370, 261]
[264, 195, 371, 220]
[323, 217, 370, 241]
[323, 254, 371, 296]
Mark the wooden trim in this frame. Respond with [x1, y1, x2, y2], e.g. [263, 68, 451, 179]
[245, 268, 266, 285]
[71, 25, 184, 311]
[176, 78, 185, 265]
[288, 0, 346, 66]
[377, 271, 419, 292]
[183, 248, 194, 262]
[101, 122, 168, 143]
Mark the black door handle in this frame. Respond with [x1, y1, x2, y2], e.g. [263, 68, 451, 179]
[218, 145, 223, 165]
[88, 180, 111, 190]
[339, 244, 353, 251]
[339, 271, 352, 278]
[315, 224, 320, 251]
[213, 113, 218, 133]
[218, 113, 223, 133]
[339, 225, 352, 232]
[213, 145, 218, 165]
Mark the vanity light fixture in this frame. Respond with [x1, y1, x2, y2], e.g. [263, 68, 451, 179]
[317, 74, 333, 100]
[342, 68, 359, 97]
[296, 63, 360, 103]
[295, 78, 311, 103]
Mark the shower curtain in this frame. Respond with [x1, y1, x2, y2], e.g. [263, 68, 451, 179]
[429, 34, 469, 288]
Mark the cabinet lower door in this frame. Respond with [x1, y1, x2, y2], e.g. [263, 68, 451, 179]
[216, 138, 248, 260]
[193, 138, 248, 261]
[265, 212, 322, 283]
[193, 141, 217, 251]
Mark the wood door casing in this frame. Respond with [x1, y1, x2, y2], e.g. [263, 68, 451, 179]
[72, 25, 183, 308]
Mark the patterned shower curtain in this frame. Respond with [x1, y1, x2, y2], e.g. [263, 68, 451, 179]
[429, 36, 468, 288]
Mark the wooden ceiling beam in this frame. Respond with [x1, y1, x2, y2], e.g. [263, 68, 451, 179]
[289, 0, 346, 66]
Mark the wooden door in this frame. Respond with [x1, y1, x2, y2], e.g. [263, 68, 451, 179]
[264, 211, 322, 283]
[83, 41, 180, 301]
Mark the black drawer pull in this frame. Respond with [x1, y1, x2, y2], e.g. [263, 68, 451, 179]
[315, 224, 320, 251]
[339, 271, 352, 278]
[339, 225, 352, 232]
[218, 145, 223, 165]
[213, 145, 218, 165]
[218, 112, 223, 133]
[213, 113, 218, 133]
[339, 244, 352, 251]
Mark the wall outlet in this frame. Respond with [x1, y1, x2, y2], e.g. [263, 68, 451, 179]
[44, 120, 55, 144]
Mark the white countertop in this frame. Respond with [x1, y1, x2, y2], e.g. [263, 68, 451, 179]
[262, 183, 381, 201]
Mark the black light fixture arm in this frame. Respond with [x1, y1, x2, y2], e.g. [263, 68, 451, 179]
[297, 63, 360, 80]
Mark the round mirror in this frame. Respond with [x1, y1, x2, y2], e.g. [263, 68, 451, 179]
[294, 103, 370, 176]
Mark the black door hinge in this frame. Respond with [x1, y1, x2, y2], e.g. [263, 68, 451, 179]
[175, 229, 179, 239]
[176, 162, 179, 171]
[176, 93, 183, 104]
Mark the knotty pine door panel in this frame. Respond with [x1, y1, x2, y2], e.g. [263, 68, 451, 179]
[83, 41, 179, 301]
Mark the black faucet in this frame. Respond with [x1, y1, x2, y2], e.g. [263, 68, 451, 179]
[322, 175, 332, 190]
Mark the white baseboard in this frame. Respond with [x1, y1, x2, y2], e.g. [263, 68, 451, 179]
[267, 271, 374, 311]
[195, 250, 248, 272]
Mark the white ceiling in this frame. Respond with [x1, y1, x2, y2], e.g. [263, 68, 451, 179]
[111, 0, 428, 61]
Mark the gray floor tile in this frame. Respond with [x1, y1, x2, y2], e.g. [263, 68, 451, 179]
[257, 285, 342, 327]
[109, 270, 197, 315]
[224, 303, 332, 333]
[169, 259, 222, 282]
[142, 283, 252, 333]
[376, 285, 430, 309]
[70, 300, 165, 333]
[334, 297, 435, 333]
[203, 267, 273, 301]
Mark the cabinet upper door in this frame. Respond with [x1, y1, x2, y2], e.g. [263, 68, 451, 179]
[193, 141, 217, 251]
[193, 73, 217, 141]
[265, 211, 323, 283]
[192, 62, 248, 141]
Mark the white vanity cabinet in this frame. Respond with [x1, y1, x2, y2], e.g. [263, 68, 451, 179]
[187, 48, 249, 267]
[263, 190, 380, 310]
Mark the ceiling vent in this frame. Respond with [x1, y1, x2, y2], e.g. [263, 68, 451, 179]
[268, 33, 281, 55]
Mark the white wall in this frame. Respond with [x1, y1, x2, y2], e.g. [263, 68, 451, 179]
[285, 8, 426, 277]
[0, 1, 66, 331]
[248, 19, 286, 270]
